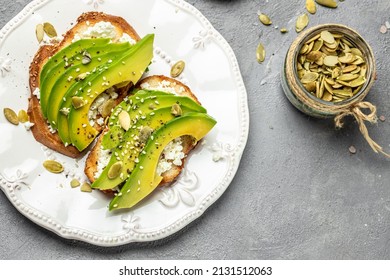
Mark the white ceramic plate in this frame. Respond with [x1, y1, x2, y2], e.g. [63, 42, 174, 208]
[0, 0, 249, 246]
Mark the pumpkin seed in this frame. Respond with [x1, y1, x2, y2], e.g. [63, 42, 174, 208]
[303, 81, 317, 92]
[342, 64, 357, 73]
[312, 38, 324, 51]
[101, 99, 116, 118]
[349, 76, 366, 87]
[306, 34, 321, 44]
[82, 50, 92, 65]
[332, 82, 343, 89]
[338, 73, 359, 81]
[318, 76, 325, 98]
[320, 31, 335, 44]
[118, 110, 131, 131]
[322, 91, 333, 101]
[139, 126, 154, 144]
[171, 103, 182, 117]
[333, 89, 353, 98]
[353, 85, 363, 95]
[296, 14, 309, 33]
[351, 56, 365, 65]
[315, 0, 337, 8]
[43, 160, 64, 174]
[323, 55, 339, 67]
[306, 51, 323, 62]
[17, 109, 29, 123]
[170, 60, 185, 78]
[108, 161, 123, 179]
[35, 24, 44, 43]
[71, 96, 86, 109]
[350, 48, 363, 57]
[43, 22, 57, 38]
[338, 53, 356, 64]
[70, 179, 80, 188]
[3, 108, 19, 125]
[80, 182, 92, 193]
[306, 0, 317, 14]
[300, 44, 310, 55]
[256, 43, 266, 63]
[258, 13, 272, 25]
[323, 79, 334, 94]
[301, 72, 319, 83]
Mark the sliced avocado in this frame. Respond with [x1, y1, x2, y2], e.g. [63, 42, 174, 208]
[93, 104, 206, 191]
[46, 42, 131, 128]
[67, 34, 155, 151]
[102, 91, 206, 149]
[39, 38, 111, 117]
[109, 112, 216, 210]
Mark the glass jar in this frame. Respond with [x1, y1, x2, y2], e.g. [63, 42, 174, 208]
[281, 24, 376, 118]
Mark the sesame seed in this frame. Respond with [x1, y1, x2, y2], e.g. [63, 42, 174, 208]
[103, 76, 107, 81]
[98, 58, 101, 62]
[137, 188, 140, 192]
[127, 189, 130, 193]
[150, 112, 155, 116]
[118, 192, 122, 197]
[155, 100, 159, 104]
[113, 204, 118, 208]
[76, 68, 80, 72]
[138, 180, 141, 185]
[108, 59, 113, 63]
[140, 166, 144, 170]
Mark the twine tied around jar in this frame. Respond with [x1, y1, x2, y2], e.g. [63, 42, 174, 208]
[334, 101, 390, 158]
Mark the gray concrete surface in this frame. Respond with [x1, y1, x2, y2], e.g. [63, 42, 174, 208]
[1, 0, 389, 260]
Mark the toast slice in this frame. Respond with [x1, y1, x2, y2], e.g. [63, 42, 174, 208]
[84, 75, 200, 187]
[28, 12, 141, 158]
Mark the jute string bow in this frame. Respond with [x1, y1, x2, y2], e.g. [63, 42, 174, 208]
[334, 101, 390, 158]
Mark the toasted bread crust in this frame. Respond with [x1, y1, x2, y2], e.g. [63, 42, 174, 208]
[85, 75, 199, 186]
[28, 12, 140, 158]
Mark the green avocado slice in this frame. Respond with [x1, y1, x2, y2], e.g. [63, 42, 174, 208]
[46, 42, 131, 128]
[39, 38, 111, 118]
[109, 112, 216, 210]
[92, 104, 206, 191]
[67, 34, 154, 151]
[55, 47, 136, 146]
[102, 91, 206, 149]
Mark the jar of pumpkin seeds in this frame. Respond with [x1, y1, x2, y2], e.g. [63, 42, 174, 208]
[281, 24, 376, 118]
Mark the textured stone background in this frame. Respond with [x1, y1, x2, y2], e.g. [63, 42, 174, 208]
[1, 0, 389, 259]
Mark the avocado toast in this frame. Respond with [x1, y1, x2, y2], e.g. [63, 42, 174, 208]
[28, 12, 149, 157]
[85, 75, 216, 210]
